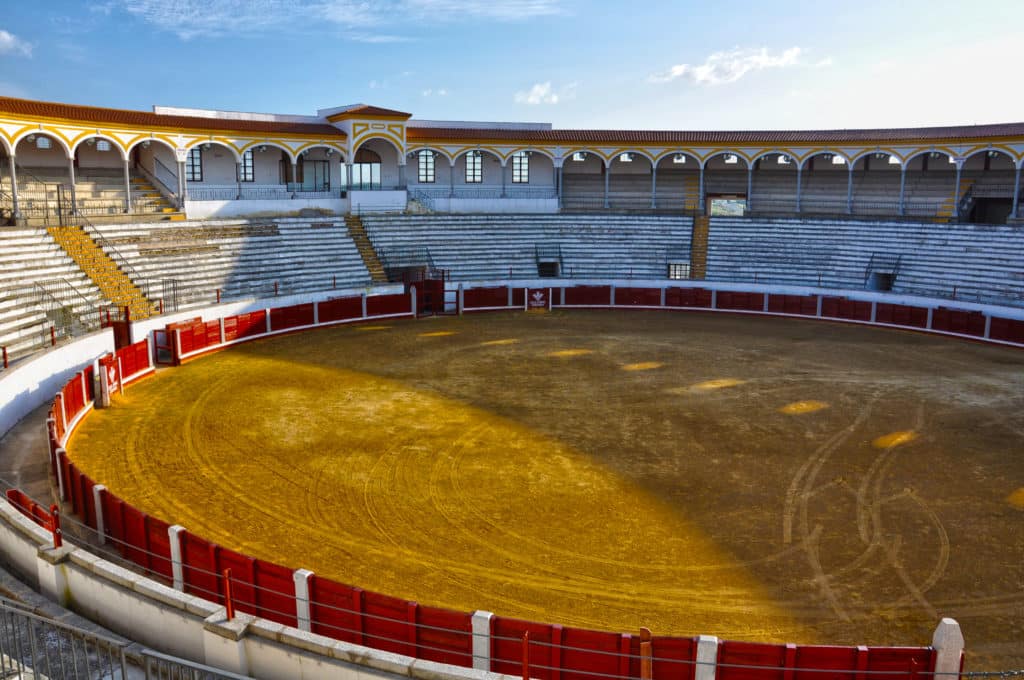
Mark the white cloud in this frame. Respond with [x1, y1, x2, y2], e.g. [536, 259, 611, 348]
[421, 88, 448, 97]
[515, 81, 574, 105]
[649, 47, 806, 86]
[115, 0, 563, 40]
[0, 30, 32, 58]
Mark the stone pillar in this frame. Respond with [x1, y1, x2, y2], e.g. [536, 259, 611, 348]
[898, 165, 907, 216]
[398, 162, 406, 189]
[501, 161, 507, 199]
[603, 162, 610, 209]
[291, 162, 299, 190]
[931, 618, 964, 680]
[471, 610, 493, 671]
[67, 157, 77, 214]
[951, 160, 963, 219]
[698, 165, 705, 215]
[846, 166, 854, 214]
[235, 162, 242, 200]
[1011, 162, 1019, 218]
[122, 158, 132, 213]
[746, 165, 753, 210]
[650, 162, 658, 209]
[7, 154, 19, 220]
[557, 164, 564, 209]
[449, 160, 456, 199]
[177, 161, 187, 208]
[345, 162, 353, 191]
[795, 165, 803, 213]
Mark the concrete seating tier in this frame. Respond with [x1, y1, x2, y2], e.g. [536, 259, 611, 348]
[0, 228, 106, 360]
[12, 167, 178, 221]
[361, 214, 693, 281]
[92, 219, 373, 309]
[705, 217, 1024, 306]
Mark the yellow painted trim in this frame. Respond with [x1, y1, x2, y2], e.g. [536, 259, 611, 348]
[294, 141, 347, 157]
[124, 133, 179, 152]
[237, 140, 299, 158]
[352, 131, 405, 154]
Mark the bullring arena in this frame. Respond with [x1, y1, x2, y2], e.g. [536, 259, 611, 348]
[0, 92, 1023, 680]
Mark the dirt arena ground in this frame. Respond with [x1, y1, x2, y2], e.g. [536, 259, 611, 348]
[68, 311, 1024, 669]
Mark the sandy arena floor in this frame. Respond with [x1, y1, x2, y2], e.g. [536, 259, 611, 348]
[68, 311, 1024, 669]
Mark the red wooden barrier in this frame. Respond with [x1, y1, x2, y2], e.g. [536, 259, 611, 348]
[564, 286, 612, 306]
[821, 297, 872, 322]
[180, 532, 222, 602]
[931, 308, 985, 336]
[309, 577, 365, 645]
[767, 294, 818, 316]
[491, 617, 561, 680]
[559, 627, 631, 680]
[989, 316, 1024, 343]
[614, 287, 661, 307]
[145, 514, 174, 580]
[716, 291, 765, 312]
[270, 303, 315, 332]
[366, 293, 411, 317]
[415, 604, 473, 667]
[362, 589, 418, 657]
[664, 287, 713, 308]
[223, 311, 267, 343]
[116, 339, 152, 381]
[875, 303, 928, 329]
[464, 287, 512, 309]
[253, 559, 298, 627]
[717, 640, 791, 680]
[318, 296, 363, 323]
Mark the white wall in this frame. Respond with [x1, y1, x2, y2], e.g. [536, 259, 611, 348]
[191, 145, 237, 184]
[430, 197, 558, 213]
[184, 198, 348, 219]
[75, 143, 123, 170]
[0, 329, 114, 438]
[350, 190, 406, 213]
[562, 154, 603, 175]
[14, 140, 69, 168]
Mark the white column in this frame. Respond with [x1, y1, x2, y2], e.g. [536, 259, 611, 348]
[177, 161, 187, 208]
[698, 165, 705, 215]
[694, 635, 719, 680]
[449, 160, 456, 199]
[410, 286, 417, 317]
[650, 163, 658, 209]
[346, 162, 353, 191]
[291, 162, 299, 192]
[846, 166, 854, 214]
[293, 569, 314, 632]
[264, 309, 271, 334]
[556, 164, 564, 209]
[795, 165, 803, 213]
[55, 447, 67, 500]
[951, 160, 963, 219]
[122, 158, 132, 213]
[361, 292, 368, 318]
[1011, 163, 1019, 219]
[501, 161, 507, 199]
[235, 161, 242, 199]
[168, 524, 186, 591]
[931, 619, 964, 680]
[67, 157, 77, 214]
[746, 165, 753, 210]
[471, 610, 494, 671]
[458, 284, 464, 316]
[92, 484, 107, 544]
[398, 162, 407, 189]
[6, 154, 19, 220]
[898, 165, 906, 216]
[603, 162, 610, 209]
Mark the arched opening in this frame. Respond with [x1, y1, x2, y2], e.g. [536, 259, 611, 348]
[73, 135, 130, 216]
[849, 151, 903, 216]
[180, 141, 243, 201]
[799, 152, 849, 214]
[900, 151, 956, 219]
[607, 152, 654, 210]
[703, 152, 750, 216]
[506, 150, 556, 198]
[654, 153, 701, 212]
[450, 149, 502, 196]
[350, 138, 401, 190]
[561, 150, 606, 211]
[960, 149, 1016, 223]
[294, 145, 342, 194]
[12, 133, 74, 220]
[749, 152, 798, 215]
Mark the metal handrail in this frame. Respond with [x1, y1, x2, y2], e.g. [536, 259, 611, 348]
[148, 156, 180, 200]
[73, 208, 151, 299]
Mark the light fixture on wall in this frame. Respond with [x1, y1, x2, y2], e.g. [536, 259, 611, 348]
[725, 154, 739, 164]
[673, 154, 686, 164]
[86, 138, 96, 146]
[142, 140, 151, 148]
[572, 152, 586, 162]
[258, 145, 267, 153]
[874, 152, 886, 160]
[203, 143, 211, 151]
[987, 150, 999, 158]
[620, 153, 633, 162]
[326, 148, 334, 155]
[25, 135, 35, 143]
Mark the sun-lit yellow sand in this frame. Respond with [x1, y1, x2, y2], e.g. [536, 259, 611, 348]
[67, 312, 1024, 667]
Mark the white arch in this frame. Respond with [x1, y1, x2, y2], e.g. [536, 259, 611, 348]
[353, 135, 403, 158]
[297, 144, 346, 163]
[12, 130, 73, 159]
[850, 149, 903, 167]
[654, 150, 701, 166]
[0, 136, 12, 156]
[185, 139, 242, 163]
[797, 151, 851, 170]
[702, 151, 751, 169]
[961, 147, 1015, 164]
[901, 149, 954, 169]
[749, 150, 798, 168]
[406, 147, 453, 165]
[452, 148, 504, 164]
[609, 149, 656, 166]
[71, 133, 128, 161]
[240, 141, 297, 163]
[125, 137, 176, 157]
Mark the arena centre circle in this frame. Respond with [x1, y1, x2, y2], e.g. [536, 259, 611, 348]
[68, 310, 1024, 668]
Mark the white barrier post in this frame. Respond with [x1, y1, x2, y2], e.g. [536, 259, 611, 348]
[610, 284, 615, 306]
[560, 287, 566, 306]
[116, 357, 124, 395]
[710, 289, 718, 310]
[458, 284, 464, 316]
[265, 309, 272, 334]
[507, 285, 513, 308]
[695, 635, 719, 680]
[523, 288, 528, 311]
[816, 295, 823, 317]
[219, 318, 226, 345]
[294, 569, 314, 632]
[931, 618, 964, 680]
[92, 484, 106, 544]
[983, 314, 991, 339]
[411, 286, 418, 317]
[80, 372, 88, 405]
[55, 393, 67, 434]
[870, 301, 878, 323]
[361, 292, 368, 318]
[54, 447, 66, 500]
[762, 293, 770, 313]
[313, 301, 320, 326]
[471, 610, 494, 671]
[168, 525, 186, 591]
[660, 287, 666, 307]
[926, 307, 934, 330]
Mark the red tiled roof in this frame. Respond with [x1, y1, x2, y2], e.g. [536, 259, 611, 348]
[0, 97, 345, 138]
[337, 104, 412, 118]
[408, 122, 1024, 145]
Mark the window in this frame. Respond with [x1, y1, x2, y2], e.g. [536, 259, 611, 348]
[672, 154, 687, 164]
[668, 262, 690, 280]
[238, 150, 254, 182]
[36, 137, 51, 150]
[95, 140, 111, 152]
[572, 152, 586, 162]
[724, 154, 738, 164]
[512, 151, 529, 183]
[186, 148, 202, 182]
[465, 151, 482, 183]
[619, 153, 633, 162]
[418, 150, 435, 183]
[351, 148, 382, 190]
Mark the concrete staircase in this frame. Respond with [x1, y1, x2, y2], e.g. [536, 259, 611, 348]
[689, 215, 709, 279]
[682, 175, 701, 213]
[345, 216, 388, 283]
[936, 178, 975, 221]
[47, 225, 156, 320]
[130, 176, 186, 222]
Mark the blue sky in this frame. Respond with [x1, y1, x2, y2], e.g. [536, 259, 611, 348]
[1, 0, 1022, 130]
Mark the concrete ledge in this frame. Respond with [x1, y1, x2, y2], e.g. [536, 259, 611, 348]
[204, 611, 255, 641]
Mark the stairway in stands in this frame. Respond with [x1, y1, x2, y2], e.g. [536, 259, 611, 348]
[130, 176, 186, 222]
[682, 175, 701, 213]
[344, 216, 389, 283]
[47, 225, 157, 320]
[689, 215, 710, 279]
[935, 178, 974, 221]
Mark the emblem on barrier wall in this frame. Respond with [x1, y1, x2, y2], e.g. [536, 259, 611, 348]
[527, 288, 549, 312]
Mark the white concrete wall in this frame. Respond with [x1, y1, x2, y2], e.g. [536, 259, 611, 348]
[608, 156, 652, 175]
[350, 190, 406, 213]
[14, 140, 69, 168]
[252, 149, 285, 184]
[75, 143, 123, 169]
[428, 197, 559, 213]
[192, 145, 238, 184]
[0, 329, 114, 438]
[562, 154, 603, 175]
[184, 198, 348, 219]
